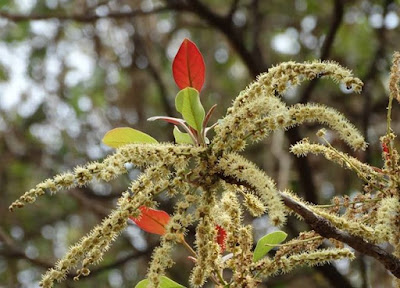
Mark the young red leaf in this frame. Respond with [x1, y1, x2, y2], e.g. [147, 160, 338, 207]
[382, 142, 390, 153]
[215, 225, 227, 252]
[382, 142, 391, 160]
[172, 38, 205, 92]
[130, 206, 170, 235]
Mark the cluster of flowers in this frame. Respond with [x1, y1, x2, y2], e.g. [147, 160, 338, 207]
[10, 40, 400, 288]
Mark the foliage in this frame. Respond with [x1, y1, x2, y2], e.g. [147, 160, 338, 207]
[9, 38, 400, 288]
[2, 1, 400, 288]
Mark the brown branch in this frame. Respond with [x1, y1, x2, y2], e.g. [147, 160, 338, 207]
[250, 0, 263, 60]
[283, 210, 354, 288]
[72, 249, 151, 279]
[146, 59, 175, 118]
[0, 4, 184, 23]
[0, 248, 53, 269]
[319, 0, 344, 61]
[315, 265, 354, 288]
[133, 33, 176, 118]
[287, 0, 344, 203]
[0, 227, 53, 269]
[286, 129, 318, 203]
[299, 0, 344, 104]
[179, 0, 266, 77]
[218, 174, 400, 279]
[359, 255, 369, 288]
[281, 192, 400, 279]
[227, 0, 240, 20]
[0, 223, 151, 279]
[69, 189, 112, 218]
[361, 0, 392, 163]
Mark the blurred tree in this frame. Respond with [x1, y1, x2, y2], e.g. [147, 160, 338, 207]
[0, 0, 399, 287]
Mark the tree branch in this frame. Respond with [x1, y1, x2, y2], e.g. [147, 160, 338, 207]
[0, 227, 53, 269]
[299, 0, 344, 104]
[179, 0, 266, 77]
[361, 0, 392, 163]
[218, 174, 400, 279]
[281, 192, 400, 279]
[286, 129, 318, 203]
[69, 189, 111, 218]
[0, 224, 152, 280]
[73, 250, 151, 279]
[250, 0, 263, 60]
[315, 265, 354, 288]
[227, 0, 240, 20]
[134, 34, 176, 118]
[0, 4, 184, 23]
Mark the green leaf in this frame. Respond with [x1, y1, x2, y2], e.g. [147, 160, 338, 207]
[135, 276, 186, 288]
[253, 231, 287, 262]
[174, 88, 185, 114]
[173, 126, 194, 144]
[102, 127, 158, 148]
[175, 87, 205, 132]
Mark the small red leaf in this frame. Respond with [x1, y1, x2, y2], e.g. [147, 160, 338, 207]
[130, 206, 170, 235]
[382, 142, 391, 160]
[382, 142, 390, 154]
[172, 38, 205, 91]
[215, 225, 227, 252]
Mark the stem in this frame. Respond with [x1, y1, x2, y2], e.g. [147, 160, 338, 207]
[215, 269, 227, 286]
[179, 235, 226, 286]
[387, 91, 393, 136]
[321, 136, 387, 189]
[179, 235, 197, 257]
[315, 198, 381, 209]
[198, 128, 206, 147]
[265, 236, 323, 247]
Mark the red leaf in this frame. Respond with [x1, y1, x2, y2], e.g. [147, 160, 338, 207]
[172, 38, 205, 92]
[215, 225, 227, 252]
[130, 206, 170, 235]
[382, 142, 391, 160]
[382, 142, 390, 154]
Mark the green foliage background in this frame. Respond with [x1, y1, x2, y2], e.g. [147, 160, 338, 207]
[1, 0, 400, 287]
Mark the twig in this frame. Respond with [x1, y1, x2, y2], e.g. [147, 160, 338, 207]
[282, 192, 400, 278]
[359, 255, 369, 288]
[226, 0, 240, 20]
[69, 189, 111, 218]
[299, 0, 344, 104]
[0, 227, 53, 269]
[0, 4, 184, 23]
[137, 34, 176, 119]
[315, 265, 354, 288]
[218, 173, 400, 279]
[287, 129, 318, 203]
[250, 0, 262, 56]
[77, 250, 149, 278]
[185, 0, 265, 77]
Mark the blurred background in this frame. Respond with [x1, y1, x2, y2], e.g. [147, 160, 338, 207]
[0, 0, 400, 287]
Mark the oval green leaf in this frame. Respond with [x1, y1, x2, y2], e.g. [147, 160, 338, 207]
[102, 127, 158, 148]
[173, 126, 194, 144]
[135, 276, 186, 288]
[175, 87, 205, 132]
[253, 231, 287, 262]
